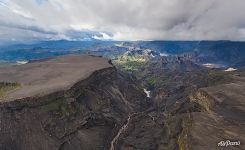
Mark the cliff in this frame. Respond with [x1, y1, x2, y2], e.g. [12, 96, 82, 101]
[177, 79, 245, 150]
[0, 55, 150, 150]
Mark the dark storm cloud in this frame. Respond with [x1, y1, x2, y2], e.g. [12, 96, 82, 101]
[0, 0, 245, 41]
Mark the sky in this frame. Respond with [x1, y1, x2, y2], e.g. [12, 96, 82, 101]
[0, 0, 245, 44]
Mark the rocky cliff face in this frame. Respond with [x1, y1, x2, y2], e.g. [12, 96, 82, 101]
[0, 55, 151, 150]
[1, 54, 244, 150]
[183, 83, 245, 150]
[111, 79, 245, 150]
[112, 52, 245, 150]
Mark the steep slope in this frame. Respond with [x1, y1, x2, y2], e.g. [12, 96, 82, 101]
[185, 77, 245, 150]
[110, 72, 245, 150]
[112, 51, 245, 149]
[0, 55, 150, 150]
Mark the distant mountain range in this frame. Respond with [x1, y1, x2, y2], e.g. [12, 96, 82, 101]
[0, 40, 245, 68]
[124, 41, 245, 66]
[0, 40, 116, 62]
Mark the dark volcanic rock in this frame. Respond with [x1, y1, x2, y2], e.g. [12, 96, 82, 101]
[0, 55, 150, 150]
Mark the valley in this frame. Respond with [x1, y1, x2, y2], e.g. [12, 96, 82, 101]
[1, 0, 244, 149]
[107, 42, 245, 149]
[0, 41, 244, 150]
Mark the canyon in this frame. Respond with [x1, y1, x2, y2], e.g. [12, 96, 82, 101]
[0, 54, 244, 150]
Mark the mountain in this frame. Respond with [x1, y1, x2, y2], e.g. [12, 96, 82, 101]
[0, 55, 150, 150]
[1, 40, 245, 68]
[111, 43, 245, 149]
[125, 41, 245, 67]
[0, 40, 116, 62]
[0, 41, 244, 149]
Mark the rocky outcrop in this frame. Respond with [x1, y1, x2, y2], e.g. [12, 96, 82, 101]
[189, 90, 215, 112]
[109, 74, 245, 150]
[0, 55, 151, 150]
[177, 80, 245, 150]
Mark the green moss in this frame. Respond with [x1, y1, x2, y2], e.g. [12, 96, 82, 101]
[0, 82, 20, 98]
[145, 77, 157, 88]
[116, 61, 145, 72]
[40, 99, 63, 112]
[113, 55, 146, 73]
[200, 71, 231, 87]
[40, 99, 79, 117]
[177, 114, 192, 150]
[178, 132, 188, 150]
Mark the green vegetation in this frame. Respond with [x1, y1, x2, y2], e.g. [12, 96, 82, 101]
[177, 114, 192, 150]
[113, 55, 146, 73]
[40, 99, 79, 118]
[200, 71, 232, 87]
[145, 77, 157, 88]
[114, 54, 172, 90]
[0, 82, 20, 98]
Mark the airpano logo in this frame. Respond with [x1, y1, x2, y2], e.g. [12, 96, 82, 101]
[218, 140, 240, 147]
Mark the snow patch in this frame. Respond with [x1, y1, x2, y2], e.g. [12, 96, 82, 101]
[16, 60, 28, 65]
[202, 63, 224, 69]
[224, 67, 237, 72]
[160, 53, 168, 57]
[144, 88, 151, 98]
[150, 53, 155, 58]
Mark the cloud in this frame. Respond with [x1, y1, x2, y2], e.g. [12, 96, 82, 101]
[0, 0, 245, 43]
[93, 32, 113, 40]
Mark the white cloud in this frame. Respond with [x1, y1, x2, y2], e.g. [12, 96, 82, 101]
[93, 32, 113, 40]
[0, 0, 245, 42]
[70, 24, 95, 30]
